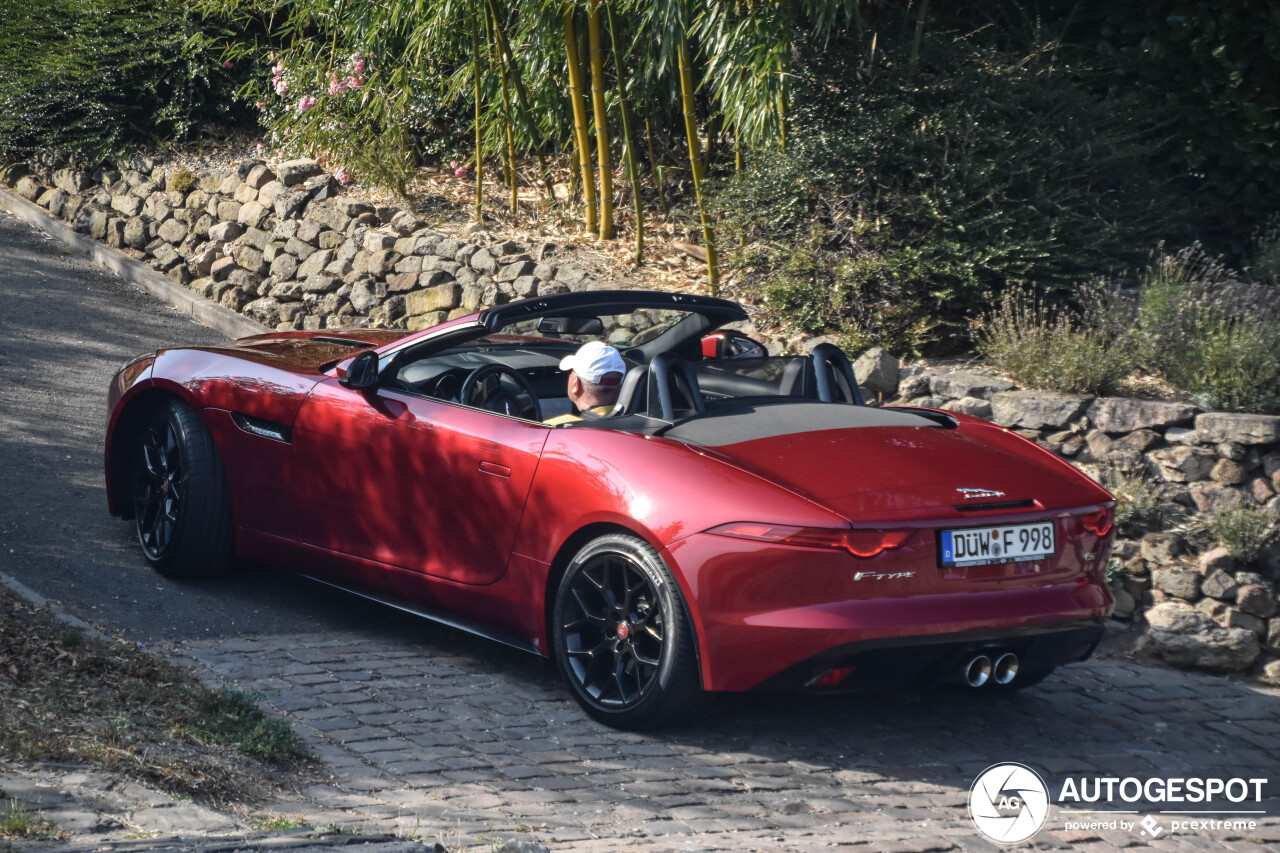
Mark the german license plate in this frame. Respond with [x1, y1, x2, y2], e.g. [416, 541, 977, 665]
[939, 522, 1056, 567]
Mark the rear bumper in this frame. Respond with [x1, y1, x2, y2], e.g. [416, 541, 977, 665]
[752, 620, 1105, 691]
[662, 531, 1114, 692]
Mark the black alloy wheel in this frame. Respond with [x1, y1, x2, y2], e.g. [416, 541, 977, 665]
[131, 399, 233, 578]
[553, 533, 703, 729]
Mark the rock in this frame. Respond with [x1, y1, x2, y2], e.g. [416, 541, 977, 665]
[1251, 477, 1277, 502]
[496, 840, 550, 853]
[1164, 426, 1198, 445]
[1262, 660, 1280, 686]
[269, 253, 300, 281]
[406, 284, 461, 315]
[334, 198, 375, 217]
[928, 372, 1014, 401]
[384, 272, 419, 293]
[318, 229, 344, 250]
[188, 244, 220, 277]
[852, 347, 900, 399]
[157, 219, 188, 245]
[1139, 601, 1260, 672]
[237, 200, 269, 229]
[36, 188, 68, 217]
[1111, 587, 1136, 619]
[244, 297, 282, 326]
[348, 280, 382, 313]
[208, 220, 244, 243]
[1218, 607, 1266, 635]
[1196, 413, 1280, 445]
[297, 249, 335, 280]
[1148, 446, 1217, 483]
[244, 164, 277, 190]
[1196, 597, 1228, 620]
[301, 274, 341, 294]
[1210, 458, 1248, 485]
[389, 210, 422, 235]
[1112, 430, 1161, 454]
[1198, 546, 1235, 576]
[1237, 584, 1277, 618]
[1152, 569, 1201, 601]
[110, 193, 143, 217]
[285, 237, 316, 260]
[1140, 532, 1183, 565]
[234, 246, 268, 276]
[990, 391, 1092, 430]
[1268, 618, 1280, 651]
[122, 217, 148, 250]
[1188, 482, 1237, 513]
[497, 260, 536, 282]
[227, 268, 261, 293]
[276, 159, 324, 186]
[941, 397, 993, 418]
[103, 218, 126, 248]
[1087, 398, 1197, 433]
[368, 249, 401, 277]
[365, 232, 397, 253]
[273, 189, 311, 220]
[512, 275, 539, 298]
[1201, 570, 1239, 601]
[210, 257, 238, 282]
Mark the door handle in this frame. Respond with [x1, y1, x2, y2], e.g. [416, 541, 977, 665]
[478, 461, 511, 478]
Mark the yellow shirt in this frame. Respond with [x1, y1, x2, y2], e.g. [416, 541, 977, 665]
[544, 404, 614, 425]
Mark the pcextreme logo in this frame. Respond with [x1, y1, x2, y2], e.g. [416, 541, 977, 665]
[968, 763, 1270, 844]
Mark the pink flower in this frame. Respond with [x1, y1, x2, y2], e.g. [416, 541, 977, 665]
[334, 166, 351, 185]
[450, 159, 470, 177]
[296, 95, 317, 112]
[273, 60, 285, 75]
[352, 58, 366, 74]
[327, 72, 349, 96]
[273, 77, 289, 96]
[256, 142, 264, 151]
[223, 60, 234, 70]
[344, 74, 363, 91]
[283, 128, 290, 136]
[254, 100, 263, 110]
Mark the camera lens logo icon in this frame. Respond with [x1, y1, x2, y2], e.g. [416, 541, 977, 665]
[969, 763, 1050, 843]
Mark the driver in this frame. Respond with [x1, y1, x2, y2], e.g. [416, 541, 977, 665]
[544, 341, 627, 425]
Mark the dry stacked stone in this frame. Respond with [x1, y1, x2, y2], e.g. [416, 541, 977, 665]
[0, 156, 596, 333]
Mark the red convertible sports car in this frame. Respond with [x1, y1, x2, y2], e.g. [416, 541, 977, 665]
[106, 290, 1116, 728]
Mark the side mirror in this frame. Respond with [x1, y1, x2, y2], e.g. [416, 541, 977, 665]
[338, 350, 380, 390]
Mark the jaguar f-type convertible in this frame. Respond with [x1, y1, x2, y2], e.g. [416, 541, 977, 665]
[105, 290, 1115, 728]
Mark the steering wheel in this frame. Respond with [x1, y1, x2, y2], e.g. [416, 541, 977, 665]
[459, 364, 543, 421]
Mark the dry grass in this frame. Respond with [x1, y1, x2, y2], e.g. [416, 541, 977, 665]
[0, 586, 315, 810]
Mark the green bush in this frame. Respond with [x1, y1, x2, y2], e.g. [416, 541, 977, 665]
[1205, 495, 1280, 565]
[0, 0, 243, 163]
[1102, 465, 1160, 537]
[1133, 246, 1280, 414]
[975, 290, 1134, 395]
[712, 20, 1177, 354]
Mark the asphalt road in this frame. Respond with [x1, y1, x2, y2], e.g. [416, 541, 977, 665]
[0, 207, 444, 644]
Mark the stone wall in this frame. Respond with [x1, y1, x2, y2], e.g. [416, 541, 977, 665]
[4, 154, 1279, 681]
[0, 156, 596, 334]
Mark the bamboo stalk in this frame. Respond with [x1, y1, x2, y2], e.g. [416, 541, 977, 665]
[677, 27, 719, 292]
[587, 1, 613, 239]
[485, 0, 557, 205]
[605, 0, 642, 262]
[564, 7, 598, 236]
[909, 0, 930, 82]
[644, 105, 669, 217]
[471, 11, 483, 222]
[488, 4, 518, 214]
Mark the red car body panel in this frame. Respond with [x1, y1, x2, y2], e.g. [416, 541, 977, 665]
[106, 305, 1115, 694]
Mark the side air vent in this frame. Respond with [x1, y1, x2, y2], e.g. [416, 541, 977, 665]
[231, 413, 292, 443]
[953, 499, 1036, 512]
[313, 337, 376, 348]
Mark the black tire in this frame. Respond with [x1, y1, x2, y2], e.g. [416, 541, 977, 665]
[132, 398, 234, 577]
[552, 533, 705, 729]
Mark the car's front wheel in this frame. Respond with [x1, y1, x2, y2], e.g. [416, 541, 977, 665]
[552, 533, 704, 729]
[132, 398, 233, 577]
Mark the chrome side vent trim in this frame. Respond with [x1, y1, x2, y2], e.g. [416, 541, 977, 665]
[231, 413, 292, 443]
[313, 336, 376, 348]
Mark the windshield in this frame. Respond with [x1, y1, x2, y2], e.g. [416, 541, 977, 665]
[476, 307, 694, 352]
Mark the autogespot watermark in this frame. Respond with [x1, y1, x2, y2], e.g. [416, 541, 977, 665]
[968, 763, 1269, 844]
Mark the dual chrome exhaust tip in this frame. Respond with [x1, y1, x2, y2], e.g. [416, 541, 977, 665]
[963, 651, 1019, 687]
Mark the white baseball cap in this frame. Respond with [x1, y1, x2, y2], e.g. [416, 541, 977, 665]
[560, 341, 627, 386]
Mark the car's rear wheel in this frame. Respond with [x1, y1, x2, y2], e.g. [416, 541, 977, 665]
[552, 533, 704, 729]
[132, 398, 233, 577]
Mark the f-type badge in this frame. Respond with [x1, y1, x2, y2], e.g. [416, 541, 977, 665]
[957, 487, 1006, 500]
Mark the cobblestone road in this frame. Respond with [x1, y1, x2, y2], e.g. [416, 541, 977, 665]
[176, 620, 1280, 853]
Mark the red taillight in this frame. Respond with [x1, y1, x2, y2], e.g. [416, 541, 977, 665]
[707, 523, 914, 559]
[1081, 508, 1113, 537]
